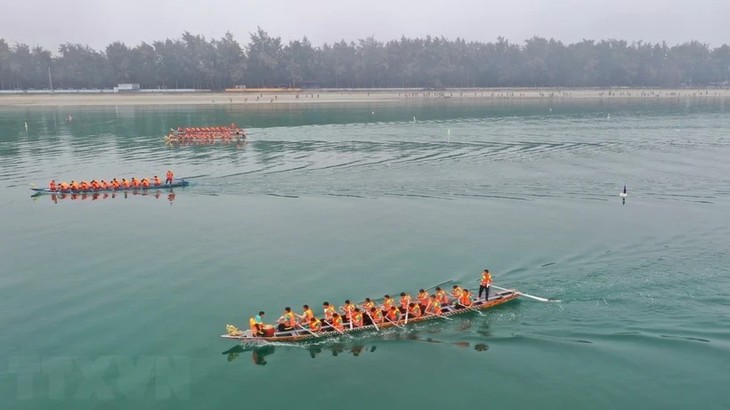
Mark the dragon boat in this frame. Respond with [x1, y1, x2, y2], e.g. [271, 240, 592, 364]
[31, 179, 189, 195]
[221, 288, 520, 343]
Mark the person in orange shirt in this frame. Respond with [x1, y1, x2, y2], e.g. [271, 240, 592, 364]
[368, 307, 384, 325]
[385, 306, 401, 323]
[435, 287, 450, 306]
[351, 308, 364, 328]
[457, 289, 473, 309]
[130, 178, 139, 188]
[49, 180, 57, 191]
[79, 181, 89, 191]
[479, 269, 493, 300]
[58, 181, 69, 191]
[426, 295, 443, 316]
[153, 175, 161, 186]
[361, 297, 376, 311]
[121, 178, 130, 188]
[399, 292, 411, 313]
[141, 178, 150, 188]
[111, 178, 120, 189]
[330, 313, 345, 332]
[165, 170, 174, 185]
[408, 302, 422, 319]
[382, 295, 396, 311]
[298, 305, 315, 326]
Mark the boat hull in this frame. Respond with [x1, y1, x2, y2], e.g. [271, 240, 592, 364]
[31, 179, 189, 195]
[222, 289, 520, 343]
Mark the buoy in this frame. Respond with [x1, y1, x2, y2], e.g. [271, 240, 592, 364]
[619, 185, 627, 198]
[24, 122, 28, 132]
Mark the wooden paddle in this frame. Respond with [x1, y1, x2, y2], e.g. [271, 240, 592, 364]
[491, 285, 559, 302]
[385, 315, 405, 329]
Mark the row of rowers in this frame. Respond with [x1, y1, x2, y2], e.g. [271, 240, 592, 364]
[250, 285, 480, 335]
[49, 171, 175, 191]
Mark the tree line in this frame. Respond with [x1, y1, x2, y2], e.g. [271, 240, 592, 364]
[1, 28, 729, 90]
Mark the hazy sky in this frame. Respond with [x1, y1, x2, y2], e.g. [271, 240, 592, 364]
[2, 0, 728, 52]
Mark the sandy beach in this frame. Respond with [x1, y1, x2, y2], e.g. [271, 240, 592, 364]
[0, 88, 728, 107]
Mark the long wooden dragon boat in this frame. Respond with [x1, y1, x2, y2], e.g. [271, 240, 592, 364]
[221, 288, 520, 343]
[31, 179, 189, 195]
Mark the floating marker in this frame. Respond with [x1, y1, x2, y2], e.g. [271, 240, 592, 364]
[619, 185, 627, 198]
[24, 122, 28, 132]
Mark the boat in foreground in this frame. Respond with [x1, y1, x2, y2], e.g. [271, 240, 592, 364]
[221, 288, 520, 343]
[31, 179, 189, 195]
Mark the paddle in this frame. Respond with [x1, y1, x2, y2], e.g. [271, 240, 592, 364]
[491, 285, 559, 302]
[404, 308, 410, 325]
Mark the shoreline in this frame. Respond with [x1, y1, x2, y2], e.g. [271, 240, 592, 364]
[1, 88, 728, 107]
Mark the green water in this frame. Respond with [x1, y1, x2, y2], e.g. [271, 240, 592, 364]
[1, 99, 729, 409]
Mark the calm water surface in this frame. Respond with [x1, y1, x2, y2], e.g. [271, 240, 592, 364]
[1, 99, 729, 409]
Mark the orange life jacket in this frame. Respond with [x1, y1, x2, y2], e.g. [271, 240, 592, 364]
[310, 318, 321, 331]
[428, 300, 442, 315]
[352, 313, 363, 327]
[283, 312, 296, 328]
[249, 317, 259, 332]
[342, 303, 355, 319]
[400, 295, 411, 309]
[141, 179, 150, 188]
[417, 291, 429, 305]
[363, 300, 375, 310]
[409, 304, 422, 318]
[153, 176, 161, 186]
[383, 298, 395, 310]
[372, 310, 384, 323]
[459, 292, 473, 307]
[49, 181, 56, 191]
[436, 290, 449, 305]
[323, 305, 335, 320]
[481, 272, 492, 286]
[332, 316, 344, 331]
[452, 287, 464, 299]
[386, 308, 399, 321]
[166, 171, 173, 180]
[301, 309, 314, 321]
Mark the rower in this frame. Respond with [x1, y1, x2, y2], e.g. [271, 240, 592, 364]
[141, 178, 150, 188]
[417, 289, 429, 310]
[382, 295, 396, 311]
[309, 316, 322, 332]
[426, 295, 443, 316]
[361, 297, 375, 311]
[99, 180, 108, 189]
[277, 307, 296, 332]
[249, 311, 266, 336]
[457, 288, 473, 308]
[479, 269, 493, 300]
[165, 170, 174, 185]
[451, 285, 464, 304]
[399, 292, 411, 313]
[69, 180, 78, 191]
[153, 175, 161, 186]
[90, 180, 99, 190]
[435, 287, 450, 306]
[49, 180, 57, 191]
[386, 306, 401, 323]
[369, 307, 384, 325]
[331, 313, 345, 332]
[408, 302, 422, 318]
[131, 177, 139, 188]
[112, 178, 120, 189]
[340, 300, 355, 322]
[322, 302, 336, 323]
[58, 181, 69, 192]
[298, 304, 314, 325]
[351, 308, 364, 328]
[121, 178, 130, 188]
[79, 181, 89, 191]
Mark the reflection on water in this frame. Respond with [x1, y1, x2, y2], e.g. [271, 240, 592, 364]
[221, 334, 489, 366]
[30, 189, 179, 204]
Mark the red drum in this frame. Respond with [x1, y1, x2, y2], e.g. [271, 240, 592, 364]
[263, 326, 275, 337]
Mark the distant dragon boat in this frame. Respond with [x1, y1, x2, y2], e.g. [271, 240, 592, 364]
[164, 124, 246, 143]
[31, 179, 189, 195]
[221, 288, 521, 343]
